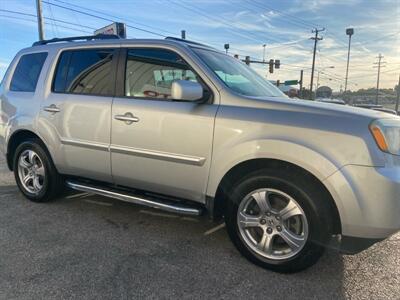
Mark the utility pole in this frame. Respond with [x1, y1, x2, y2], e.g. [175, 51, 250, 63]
[310, 28, 324, 99]
[36, 0, 45, 41]
[396, 74, 400, 114]
[299, 70, 304, 99]
[373, 54, 386, 105]
[344, 28, 354, 93]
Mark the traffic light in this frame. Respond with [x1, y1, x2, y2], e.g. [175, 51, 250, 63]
[269, 59, 274, 73]
[224, 43, 230, 54]
[245, 56, 251, 65]
[274, 59, 280, 69]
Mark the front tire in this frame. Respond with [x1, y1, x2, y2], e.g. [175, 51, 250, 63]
[13, 139, 63, 202]
[225, 168, 332, 273]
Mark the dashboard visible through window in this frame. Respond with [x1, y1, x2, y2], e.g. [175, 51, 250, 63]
[124, 48, 200, 100]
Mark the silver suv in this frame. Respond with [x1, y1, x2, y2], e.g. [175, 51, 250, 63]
[1, 35, 399, 273]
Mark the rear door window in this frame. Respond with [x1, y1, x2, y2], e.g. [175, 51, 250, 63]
[53, 49, 115, 96]
[10, 52, 47, 92]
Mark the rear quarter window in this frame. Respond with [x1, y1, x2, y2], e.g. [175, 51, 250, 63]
[10, 52, 48, 92]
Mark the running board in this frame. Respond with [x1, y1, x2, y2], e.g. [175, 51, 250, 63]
[65, 180, 202, 216]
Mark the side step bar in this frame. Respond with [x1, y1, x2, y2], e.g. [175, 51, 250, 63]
[66, 180, 202, 216]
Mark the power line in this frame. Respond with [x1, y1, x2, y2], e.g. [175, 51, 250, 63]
[46, 1, 60, 37]
[0, 9, 96, 31]
[0, 14, 92, 34]
[356, 31, 400, 46]
[50, 0, 177, 36]
[49, 0, 278, 56]
[243, 0, 320, 29]
[45, 0, 309, 64]
[169, 0, 288, 45]
[42, 0, 167, 37]
[348, 67, 400, 79]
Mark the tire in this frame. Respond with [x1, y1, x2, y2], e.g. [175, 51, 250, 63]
[13, 138, 63, 202]
[224, 167, 333, 273]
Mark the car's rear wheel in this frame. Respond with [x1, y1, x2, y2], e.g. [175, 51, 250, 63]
[225, 167, 332, 273]
[13, 139, 63, 202]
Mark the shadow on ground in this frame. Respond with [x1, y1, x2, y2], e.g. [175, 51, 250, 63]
[0, 187, 349, 299]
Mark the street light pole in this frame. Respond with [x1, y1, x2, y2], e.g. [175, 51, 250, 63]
[344, 28, 354, 93]
[262, 44, 266, 62]
[396, 74, 400, 114]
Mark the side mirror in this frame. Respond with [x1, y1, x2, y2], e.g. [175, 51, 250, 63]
[171, 80, 203, 101]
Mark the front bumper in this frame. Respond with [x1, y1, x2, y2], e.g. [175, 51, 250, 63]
[324, 165, 400, 240]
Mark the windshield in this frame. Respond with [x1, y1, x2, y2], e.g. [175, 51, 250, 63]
[193, 48, 286, 98]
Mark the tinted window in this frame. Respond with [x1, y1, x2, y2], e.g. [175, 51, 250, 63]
[53, 49, 114, 95]
[125, 48, 198, 99]
[10, 52, 47, 92]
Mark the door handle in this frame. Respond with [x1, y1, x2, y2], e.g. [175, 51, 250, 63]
[43, 104, 61, 113]
[114, 112, 140, 124]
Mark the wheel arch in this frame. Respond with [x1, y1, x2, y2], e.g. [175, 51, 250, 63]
[6, 129, 53, 171]
[211, 158, 342, 235]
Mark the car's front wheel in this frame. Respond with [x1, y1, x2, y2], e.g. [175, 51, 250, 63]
[225, 167, 333, 273]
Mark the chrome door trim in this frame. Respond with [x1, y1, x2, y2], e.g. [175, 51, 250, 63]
[60, 138, 109, 152]
[110, 145, 206, 166]
[60, 138, 205, 165]
[114, 113, 140, 123]
[43, 104, 61, 113]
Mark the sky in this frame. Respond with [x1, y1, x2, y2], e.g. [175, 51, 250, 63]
[0, 0, 399, 92]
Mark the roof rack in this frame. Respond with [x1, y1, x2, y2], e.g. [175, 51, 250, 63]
[32, 34, 120, 46]
[164, 37, 210, 47]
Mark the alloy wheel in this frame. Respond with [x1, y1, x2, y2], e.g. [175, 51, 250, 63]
[237, 188, 309, 260]
[17, 149, 46, 195]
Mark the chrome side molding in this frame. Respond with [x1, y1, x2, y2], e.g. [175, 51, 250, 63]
[65, 180, 202, 216]
[60, 138, 109, 152]
[59, 138, 206, 166]
[110, 145, 206, 166]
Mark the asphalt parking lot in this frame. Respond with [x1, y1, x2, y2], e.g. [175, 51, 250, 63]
[0, 156, 399, 299]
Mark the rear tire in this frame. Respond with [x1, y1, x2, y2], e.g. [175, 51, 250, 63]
[13, 139, 63, 202]
[224, 167, 333, 273]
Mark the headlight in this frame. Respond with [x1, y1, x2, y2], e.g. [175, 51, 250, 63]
[370, 119, 400, 156]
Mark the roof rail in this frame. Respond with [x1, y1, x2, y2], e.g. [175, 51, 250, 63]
[164, 37, 210, 47]
[32, 34, 120, 46]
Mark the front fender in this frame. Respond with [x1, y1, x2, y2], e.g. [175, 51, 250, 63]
[206, 138, 341, 197]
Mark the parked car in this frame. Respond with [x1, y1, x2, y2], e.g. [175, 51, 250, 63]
[316, 98, 346, 105]
[355, 104, 398, 115]
[1, 35, 399, 273]
[372, 107, 398, 115]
